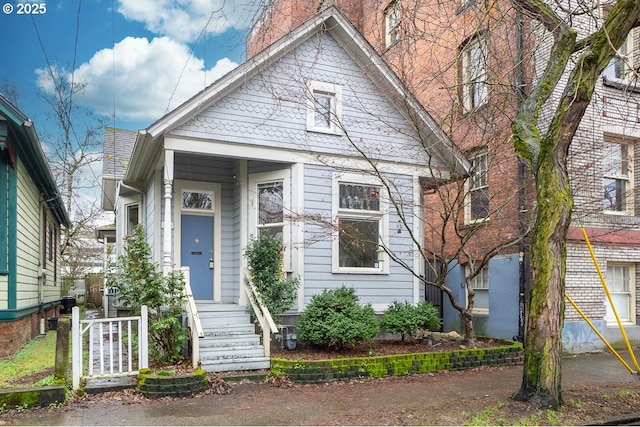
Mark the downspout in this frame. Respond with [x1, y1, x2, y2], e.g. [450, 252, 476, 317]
[515, 9, 527, 342]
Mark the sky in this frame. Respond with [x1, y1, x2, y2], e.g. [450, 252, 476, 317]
[1, 0, 262, 131]
[0, 0, 263, 224]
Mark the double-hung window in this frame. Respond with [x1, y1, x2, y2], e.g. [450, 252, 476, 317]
[461, 36, 488, 112]
[605, 263, 635, 323]
[249, 170, 291, 270]
[257, 181, 284, 240]
[465, 150, 489, 222]
[333, 174, 388, 273]
[384, 0, 401, 48]
[468, 264, 489, 314]
[307, 80, 342, 134]
[602, 139, 632, 214]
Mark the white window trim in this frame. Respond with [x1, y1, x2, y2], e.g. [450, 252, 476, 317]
[461, 36, 488, 112]
[467, 263, 489, 315]
[464, 150, 489, 224]
[248, 169, 292, 272]
[384, 1, 401, 48]
[306, 80, 342, 135]
[332, 172, 389, 274]
[604, 262, 635, 324]
[603, 18, 635, 83]
[602, 137, 634, 216]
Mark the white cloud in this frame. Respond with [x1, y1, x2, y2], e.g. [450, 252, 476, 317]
[116, 0, 260, 43]
[38, 36, 239, 122]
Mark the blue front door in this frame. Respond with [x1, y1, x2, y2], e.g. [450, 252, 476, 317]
[181, 214, 214, 300]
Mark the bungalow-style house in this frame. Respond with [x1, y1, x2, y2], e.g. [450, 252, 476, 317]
[102, 7, 468, 371]
[0, 94, 71, 357]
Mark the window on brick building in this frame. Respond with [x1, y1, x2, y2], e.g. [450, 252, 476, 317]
[605, 263, 635, 323]
[602, 6, 636, 83]
[465, 150, 489, 222]
[461, 36, 488, 112]
[602, 138, 633, 214]
[468, 263, 489, 314]
[384, 0, 401, 48]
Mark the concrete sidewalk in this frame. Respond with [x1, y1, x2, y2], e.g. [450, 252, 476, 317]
[2, 350, 639, 426]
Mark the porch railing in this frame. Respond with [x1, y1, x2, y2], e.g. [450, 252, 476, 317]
[71, 305, 148, 390]
[242, 267, 278, 357]
[181, 267, 205, 369]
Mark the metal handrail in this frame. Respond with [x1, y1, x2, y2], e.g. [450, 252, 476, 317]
[242, 268, 278, 357]
[181, 267, 204, 368]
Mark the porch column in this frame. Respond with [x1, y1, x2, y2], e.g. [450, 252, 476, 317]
[163, 150, 174, 274]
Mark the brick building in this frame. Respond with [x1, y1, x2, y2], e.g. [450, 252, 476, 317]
[247, 0, 640, 351]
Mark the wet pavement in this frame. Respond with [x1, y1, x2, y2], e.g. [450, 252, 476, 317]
[0, 351, 639, 425]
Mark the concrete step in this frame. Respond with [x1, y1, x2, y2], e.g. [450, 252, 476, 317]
[200, 345, 267, 360]
[199, 334, 262, 348]
[201, 324, 257, 336]
[200, 357, 271, 373]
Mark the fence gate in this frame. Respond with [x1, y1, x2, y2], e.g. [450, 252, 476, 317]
[72, 306, 148, 390]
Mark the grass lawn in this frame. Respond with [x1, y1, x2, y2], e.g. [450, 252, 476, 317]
[0, 331, 57, 388]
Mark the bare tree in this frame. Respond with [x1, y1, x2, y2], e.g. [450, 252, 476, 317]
[36, 64, 108, 277]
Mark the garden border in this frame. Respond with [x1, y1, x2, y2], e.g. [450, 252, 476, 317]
[271, 340, 523, 383]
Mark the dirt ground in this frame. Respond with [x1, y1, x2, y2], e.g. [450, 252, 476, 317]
[3, 339, 640, 425]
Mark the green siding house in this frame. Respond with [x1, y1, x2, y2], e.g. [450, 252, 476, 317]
[0, 94, 70, 357]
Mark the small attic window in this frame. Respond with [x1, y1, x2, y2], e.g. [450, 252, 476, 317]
[306, 80, 342, 135]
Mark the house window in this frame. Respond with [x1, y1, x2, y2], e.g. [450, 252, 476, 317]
[126, 204, 139, 236]
[307, 80, 342, 134]
[334, 176, 387, 272]
[465, 150, 489, 222]
[461, 36, 488, 112]
[182, 191, 213, 211]
[605, 263, 635, 323]
[602, 139, 632, 213]
[249, 170, 291, 271]
[602, 9, 635, 82]
[468, 264, 489, 314]
[257, 181, 284, 240]
[48, 224, 53, 262]
[384, 1, 401, 48]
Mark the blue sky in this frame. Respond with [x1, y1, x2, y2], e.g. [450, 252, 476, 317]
[0, 0, 263, 224]
[1, 0, 262, 134]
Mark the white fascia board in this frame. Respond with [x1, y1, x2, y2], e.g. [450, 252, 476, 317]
[163, 136, 450, 181]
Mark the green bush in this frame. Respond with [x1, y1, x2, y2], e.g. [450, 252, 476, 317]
[297, 287, 379, 349]
[380, 300, 441, 341]
[107, 225, 187, 365]
[244, 233, 299, 323]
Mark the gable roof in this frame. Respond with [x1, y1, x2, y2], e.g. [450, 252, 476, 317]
[101, 127, 137, 211]
[0, 94, 71, 228]
[126, 5, 469, 184]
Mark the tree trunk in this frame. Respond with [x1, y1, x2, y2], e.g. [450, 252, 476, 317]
[513, 143, 572, 409]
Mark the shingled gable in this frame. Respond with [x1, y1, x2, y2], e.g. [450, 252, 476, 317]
[101, 127, 137, 211]
[125, 5, 469, 185]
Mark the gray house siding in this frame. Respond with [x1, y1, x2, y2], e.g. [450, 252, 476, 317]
[170, 33, 442, 172]
[301, 163, 416, 310]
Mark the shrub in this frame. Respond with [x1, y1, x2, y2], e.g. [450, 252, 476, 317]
[297, 287, 379, 349]
[107, 225, 187, 365]
[380, 300, 441, 341]
[244, 233, 300, 323]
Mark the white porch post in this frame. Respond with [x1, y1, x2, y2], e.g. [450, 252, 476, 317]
[163, 150, 174, 274]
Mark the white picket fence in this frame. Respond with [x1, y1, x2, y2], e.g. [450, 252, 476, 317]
[72, 305, 149, 390]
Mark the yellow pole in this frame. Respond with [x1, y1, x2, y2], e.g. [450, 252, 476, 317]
[565, 293, 634, 374]
[581, 227, 640, 371]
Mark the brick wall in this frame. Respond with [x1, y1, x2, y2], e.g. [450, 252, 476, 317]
[0, 305, 60, 358]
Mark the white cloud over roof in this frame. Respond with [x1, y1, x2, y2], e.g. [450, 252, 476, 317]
[116, 0, 258, 43]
